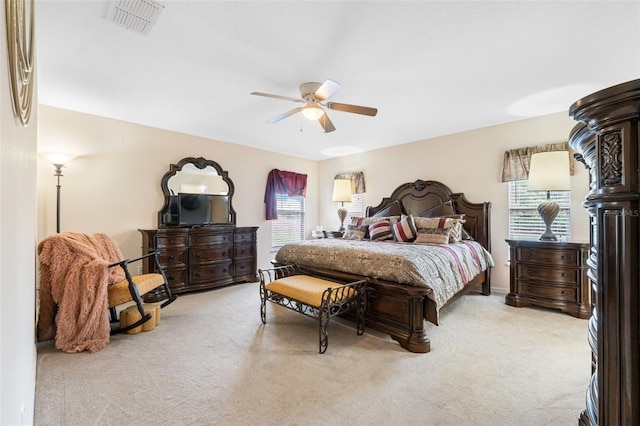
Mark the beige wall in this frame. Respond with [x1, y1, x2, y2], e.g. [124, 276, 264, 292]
[37, 105, 318, 271]
[0, 1, 38, 423]
[318, 112, 590, 293]
[37, 106, 589, 297]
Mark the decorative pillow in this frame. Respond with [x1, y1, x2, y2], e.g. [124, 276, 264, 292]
[369, 220, 394, 241]
[414, 227, 451, 244]
[392, 215, 417, 242]
[342, 224, 367, 240]
[372, 200, 402, 217]
[417, 200, 456, 218]
[413, 215, 466, 243]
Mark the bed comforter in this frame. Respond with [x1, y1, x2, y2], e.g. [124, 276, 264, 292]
[275, 239, 494, 311]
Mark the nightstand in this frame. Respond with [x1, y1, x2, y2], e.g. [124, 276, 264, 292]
[505, 239, 590, 319]
[323, 231, 344, 239]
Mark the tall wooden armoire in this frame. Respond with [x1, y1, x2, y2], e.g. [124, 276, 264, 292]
[569, 79, 640, 425]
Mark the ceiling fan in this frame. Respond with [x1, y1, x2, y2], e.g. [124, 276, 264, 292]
[250, 80, 378, 133]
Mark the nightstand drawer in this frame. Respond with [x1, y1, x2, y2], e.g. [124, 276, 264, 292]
[516, 247, 579, 266]
[516, 264, 579, 284]
[517, 281, 577, 302]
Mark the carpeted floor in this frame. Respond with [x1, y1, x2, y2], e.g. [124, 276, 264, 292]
[35, 283, 590, 425]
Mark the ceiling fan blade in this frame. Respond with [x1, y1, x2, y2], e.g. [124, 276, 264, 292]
[314, 80, 341, 100]
[251, 91, 303, 103]
[318, 112, 336, 133]
[266, 106, 304, 124]
[326, 102, 378, 117]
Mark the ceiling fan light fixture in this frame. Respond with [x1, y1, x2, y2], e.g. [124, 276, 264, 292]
[302, 105, 324, 120]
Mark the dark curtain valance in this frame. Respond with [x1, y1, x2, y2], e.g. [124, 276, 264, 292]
[264, 169, 307, 220]
[501, 142, 575, 182]
[334, 171, 366, 194]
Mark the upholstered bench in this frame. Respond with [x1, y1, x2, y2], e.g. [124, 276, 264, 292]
[258, 264, 367, 353]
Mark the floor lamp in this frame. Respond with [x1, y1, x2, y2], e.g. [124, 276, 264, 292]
[42, 153, 76, 233]
[332, 179, 352, 232]
[527, 151, 570, 241]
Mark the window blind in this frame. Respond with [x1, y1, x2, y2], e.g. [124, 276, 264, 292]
[271, 194, 305, 248]
[508, 180, 571, 240]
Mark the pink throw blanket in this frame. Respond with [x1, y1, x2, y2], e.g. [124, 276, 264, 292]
[37, 232, 125, 353]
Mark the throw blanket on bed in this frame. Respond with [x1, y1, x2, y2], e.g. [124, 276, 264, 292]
[275, 239, 494, 311]
[37, 232, 125, 353]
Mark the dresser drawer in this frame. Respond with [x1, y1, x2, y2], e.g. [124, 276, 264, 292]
[163, 267, 188, 292]
[158, 249, 188, 269]
[234, 259, 256, 277]
[190, 261, 233, 284]
[156, 233, 188, 248]
[234, 231, 256, 243]
[516, 247, 579, 266]
[516, 264, 579, 284]
[189, 233, 232, 246]
[190, 244, 232, 264]
[517, 281, 577, 302]
[234, 243, 256, 258]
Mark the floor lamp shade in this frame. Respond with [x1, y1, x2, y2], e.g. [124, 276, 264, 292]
[332, 179, 352, 231]
[527, 151, 570, 241]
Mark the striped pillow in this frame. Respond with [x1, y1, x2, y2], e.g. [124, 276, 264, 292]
[392, 215, 417, 242]
[369, 220, 393, 241]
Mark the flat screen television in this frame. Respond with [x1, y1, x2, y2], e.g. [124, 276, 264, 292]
[178, 193, 230, 226]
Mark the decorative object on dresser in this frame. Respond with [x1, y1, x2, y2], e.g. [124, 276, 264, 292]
[527, 151, 571, 241]
[141, 157, 258, 302]
[505, 239, 590, 319]
[332, 178, 352, 232]
[569, 79, 640, 426]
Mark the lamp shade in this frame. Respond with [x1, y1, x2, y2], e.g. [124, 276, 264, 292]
[527, 151, 570, 191]
[41, 152, 76, 166]
[332, 179, 352, 202]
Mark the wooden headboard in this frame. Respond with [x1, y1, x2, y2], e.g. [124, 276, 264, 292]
[366, 179, 491, 252]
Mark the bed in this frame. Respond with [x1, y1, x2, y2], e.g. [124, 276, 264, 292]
[274, 179, 493, 353]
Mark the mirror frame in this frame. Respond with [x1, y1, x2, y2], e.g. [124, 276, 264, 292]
[158, 156, 237, 227]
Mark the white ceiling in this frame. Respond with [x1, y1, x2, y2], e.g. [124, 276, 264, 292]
[36, 1, 640, 160]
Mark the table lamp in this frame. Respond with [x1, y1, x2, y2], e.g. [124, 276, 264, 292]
[332, 179, 352, 232]
[527, 151, 570, 241]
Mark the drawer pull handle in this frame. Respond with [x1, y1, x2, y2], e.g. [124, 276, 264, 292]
[561, 255, 566, 259]
[222, 268, 227, 273]
[194, 272, 201, 277]
[168, 275, 175, 281]
[195, 253, 200, 258]
[223, 251, 227, 256]
[561, 273, 566, 277]
[168, 255, 175, 261]
[241, 249, 246, 255]
[527, 285, 532, 291]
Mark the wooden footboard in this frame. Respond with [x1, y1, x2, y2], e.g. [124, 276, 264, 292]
[299, 265, 490, 353]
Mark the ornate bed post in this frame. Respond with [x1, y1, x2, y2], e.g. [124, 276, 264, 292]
[569, 79, 640, 426]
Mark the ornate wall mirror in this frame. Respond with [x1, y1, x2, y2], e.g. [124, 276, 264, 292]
[158, 157, 237, 227]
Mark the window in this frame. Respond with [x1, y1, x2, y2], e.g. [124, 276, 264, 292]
[271, 193, 305, 249]
[508, 180, 571, 240]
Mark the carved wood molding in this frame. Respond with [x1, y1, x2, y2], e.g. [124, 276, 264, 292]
[5, 0, 35, 126]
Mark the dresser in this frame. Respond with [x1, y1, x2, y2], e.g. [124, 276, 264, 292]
[139, 225, 258, 302]
[505, 239, 590, 319]
[570, 79, 640, 425]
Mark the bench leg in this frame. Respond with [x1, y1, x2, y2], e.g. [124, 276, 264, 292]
[356, 291, 366, 336]
[260, 285, 267, 324]
[319, 307, 330, 354]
